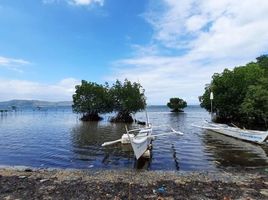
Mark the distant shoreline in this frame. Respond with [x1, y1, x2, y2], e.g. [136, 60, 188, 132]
[0, 100, 201, 111]
[0, 99, 200, 108]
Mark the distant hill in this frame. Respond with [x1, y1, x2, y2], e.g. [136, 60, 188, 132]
[0, 100, 72, 109]
[0, 100, 199, 110]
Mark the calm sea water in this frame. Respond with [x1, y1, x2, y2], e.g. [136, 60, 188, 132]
[0, 106, 267, 171]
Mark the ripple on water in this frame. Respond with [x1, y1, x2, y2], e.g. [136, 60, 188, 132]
[0, 107, 268, 171]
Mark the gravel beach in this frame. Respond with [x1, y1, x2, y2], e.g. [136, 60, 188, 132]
[0, 167, 268, 199]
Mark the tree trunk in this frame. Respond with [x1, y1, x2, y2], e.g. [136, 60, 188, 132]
[110, 112, 133, 123]
[171, 109, 183, 113]
[81, 113, 102, 121]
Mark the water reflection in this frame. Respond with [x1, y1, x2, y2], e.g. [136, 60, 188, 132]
[71, 120, 156, 170]
[202, 130, 268, 168]
[71, 121, 148, 169]
[168, 112, 186, 130]
[134, 157, 151, 169]
[171, 144, 180, 170]
[1, 106, 267, 171]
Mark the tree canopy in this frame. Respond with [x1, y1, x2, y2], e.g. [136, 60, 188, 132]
[167, 98, 187, 112]
[199, 55, 268, 130]
[72, 80, 112, 121]
[72, 79, 146, 122]
[110, 79, 146, 123]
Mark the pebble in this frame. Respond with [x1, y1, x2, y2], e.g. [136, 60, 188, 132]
[40, 179, 49, 183]
[214, 161, 221, 165]
[143, 194, 157, 198]
[24, 168, 33, 172]
[3, 195, 12, 200]
[106, 194, 112, 198]
[165, 197, 174, 200]
[39, 185, 56, 191]
[260, 189, 268, 197]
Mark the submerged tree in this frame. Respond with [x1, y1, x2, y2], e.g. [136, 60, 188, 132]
[199, 55, 268, 130]
[167, 98, 187, 112]
[110, 79, 146, 123]
[11, 105, 17, 111]
[72, 80, 113, 121]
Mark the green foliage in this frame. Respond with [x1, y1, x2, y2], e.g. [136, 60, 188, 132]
[241, 79, 268, 128]
[110, 79, 146, 122]
[11, 105, 17, 111]
[167, 98, 187, 112]
[72, 79, 146, 122]
[200, 55, 268, 130]
[72, 80, 113, 121]
[257, 55, 268, 69]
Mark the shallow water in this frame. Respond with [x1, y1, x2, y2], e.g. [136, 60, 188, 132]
[0, 106, 267, 171]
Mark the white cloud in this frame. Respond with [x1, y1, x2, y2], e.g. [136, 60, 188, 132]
[0, 56, 30, 72]
[109, 55, 224, 105]
[42, 0, 60, 4]
[0, 78, 80, 101]
[185, 15, 208, 32]
[109, 0, 268, 104]
[69, 0, 104, 6]
[43, 0, 104, 6]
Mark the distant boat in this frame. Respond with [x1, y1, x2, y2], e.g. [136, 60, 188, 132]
[193, 121, 268, 144]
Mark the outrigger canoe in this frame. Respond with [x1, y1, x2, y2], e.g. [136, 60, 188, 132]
[193, 121, 268, 144]
[102, 123, 183, 160]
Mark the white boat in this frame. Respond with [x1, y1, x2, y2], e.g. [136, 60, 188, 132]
[126, 123, 184, 159]
[193, 121, 268, 144]
[102, 112, 184, 160]
[102, 123, 183, 160]
[125, 124, 153, 159]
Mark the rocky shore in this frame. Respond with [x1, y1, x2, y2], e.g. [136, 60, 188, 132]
[0, 167, 268, 200]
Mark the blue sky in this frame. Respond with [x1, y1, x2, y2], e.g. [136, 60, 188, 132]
[0, 0, 268, 104]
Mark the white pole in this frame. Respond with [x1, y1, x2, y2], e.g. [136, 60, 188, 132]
[211, 100, 213, 120]
[210, 92, 214, 121]
[145, 109, 149, 125]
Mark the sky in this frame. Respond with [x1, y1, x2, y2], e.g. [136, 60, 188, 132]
[0, 0, 268, 105]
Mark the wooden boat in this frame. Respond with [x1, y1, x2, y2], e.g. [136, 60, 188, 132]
[126, 123, 184, 159]
[126, 124, 153, 159]
[102, 123, 183, 160]
[193, 121, 268, 144]
[102, 112, 184, 159]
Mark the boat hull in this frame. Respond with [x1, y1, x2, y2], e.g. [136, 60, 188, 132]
[129, 128, 152, 160]
[205, 125, 268, 144]
[131, 136, 151, 160]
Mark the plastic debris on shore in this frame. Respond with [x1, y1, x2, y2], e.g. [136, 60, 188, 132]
[153, 186, 166, 195]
